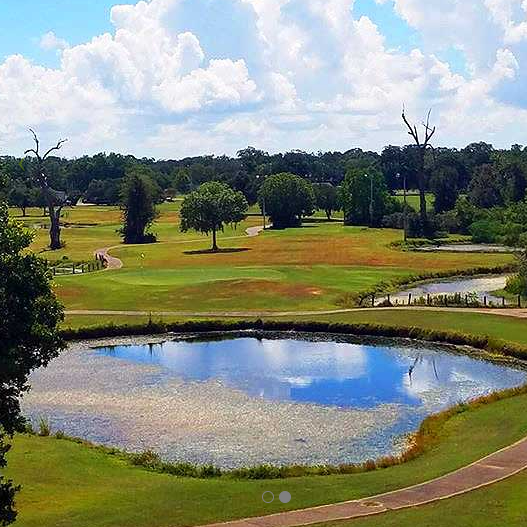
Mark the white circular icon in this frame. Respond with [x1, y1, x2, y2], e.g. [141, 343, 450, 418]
[262, 491, 274, 503]
[279, 491, 292, 504]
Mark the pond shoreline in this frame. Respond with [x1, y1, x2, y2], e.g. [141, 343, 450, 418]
[23, 331, 527, 469]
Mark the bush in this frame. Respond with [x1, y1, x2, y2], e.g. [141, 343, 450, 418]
[37, 417, 51, 437]
[469, 219, 502, 243]
[129, 450, 162, 468]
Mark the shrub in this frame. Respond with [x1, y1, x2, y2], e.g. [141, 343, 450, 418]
[129, 450, 162, 468]
[37, 417, 51, 437]
[470, 219, 502, 243]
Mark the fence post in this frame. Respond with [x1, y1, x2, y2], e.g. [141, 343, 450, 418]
[502, 296, 505, 307]
[427, 293, 431, 306]
[408, 293, 412, 305]
[484, 296, 487, 307]
[371, 294, 375, 307]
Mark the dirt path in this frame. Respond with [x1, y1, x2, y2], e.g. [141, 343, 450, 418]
[93, 248, 123, 270]
[199, 437, 527, 527]
[65, 306, 527, 319]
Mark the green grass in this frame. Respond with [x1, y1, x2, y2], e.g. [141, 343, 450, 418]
[394, 192, 435, 212]
[320, 471, 527, 527]
[50, 218, 511, 313]
[62, 309, 527, 348]
[10, 205, 512, 313]
[288, 310, 527, 347]
[7, 391, 527, 527]
[9, 204, 527, 526]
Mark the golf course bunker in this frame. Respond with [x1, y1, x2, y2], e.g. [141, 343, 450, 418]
[22, 333, 527, 469]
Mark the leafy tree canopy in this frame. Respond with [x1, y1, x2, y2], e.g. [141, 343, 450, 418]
[313, 183, 340, 219]
[119, 167, 159, 244]
[258, 173, 315, 229]
[0, 202, 64, 525]
[340, 168, 395, 227]
[180, 181, 248, 251]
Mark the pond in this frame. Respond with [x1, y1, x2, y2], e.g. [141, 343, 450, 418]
[414, 244, 515, 253]
[381, 275, 509, 305]
[22, 333, 526, 469]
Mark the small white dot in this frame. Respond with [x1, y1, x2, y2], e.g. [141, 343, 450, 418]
[279, 491, 291, 504]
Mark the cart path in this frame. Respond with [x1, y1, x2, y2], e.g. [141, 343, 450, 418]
[93, 226, 266, 272]
[65, 306, 527, 319]
[199, 436, 527, 527]
[93, 247, 123, 270]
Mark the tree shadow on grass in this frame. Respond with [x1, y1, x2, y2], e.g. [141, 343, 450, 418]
[183, 247, 251, 255]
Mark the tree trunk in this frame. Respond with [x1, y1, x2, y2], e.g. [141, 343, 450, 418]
[326, 209, 331, 220]
[418, 177, 428, 224]
[212, 228, 218, 252]
[21, 207, 26, 217]
[417, 152, 428, 230]
[49, 206, 62, 250]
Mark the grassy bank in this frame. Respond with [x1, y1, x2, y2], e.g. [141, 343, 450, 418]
[7, 390, 527, 527]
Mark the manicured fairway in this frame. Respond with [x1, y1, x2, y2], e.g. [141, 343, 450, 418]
[6, 392, 527, 527]
[12, 205, 513, 313]
[52, 222, 511, 313]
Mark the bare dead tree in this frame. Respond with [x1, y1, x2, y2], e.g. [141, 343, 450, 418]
[24, 130, 68, 250]
[402, 107, 436, 232]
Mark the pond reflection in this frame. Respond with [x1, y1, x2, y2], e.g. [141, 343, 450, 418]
[98, 337, 525, 411]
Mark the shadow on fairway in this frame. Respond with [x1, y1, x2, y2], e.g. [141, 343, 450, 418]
[183, 248, 251, 255]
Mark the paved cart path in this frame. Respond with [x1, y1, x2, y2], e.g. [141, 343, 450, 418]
[65, 306, 527, 319]
[199, 437, 527, 527]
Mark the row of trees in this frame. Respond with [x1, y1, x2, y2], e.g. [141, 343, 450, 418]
[4, 133, 527, 218]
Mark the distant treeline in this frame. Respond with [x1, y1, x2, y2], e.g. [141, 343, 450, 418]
[2, 142, 526, 208]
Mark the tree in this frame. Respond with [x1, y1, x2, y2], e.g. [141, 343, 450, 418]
[507, 248, 527, 296]
[258, 173, 315, 229]
[24, 130, 68, 250]
[120, 168, 158, 244]
[402, 108, 436, 234]
[313, 183, 339, 219]
[340, 168, 393, 227]
[499, 161, 526, 204]
[430, 165, 459, 213]
[180, 182, 248, 251]
[85, 179, 121, 205]
[8, 182, 33, 216]
[468, 164, 503, 208]
[0, 201, 64, 525]
[172, 168, 192, 194]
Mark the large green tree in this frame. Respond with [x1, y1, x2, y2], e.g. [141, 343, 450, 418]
[0, 201, 64, 525]
[180, 181, 248, 251]
[468, 164, 503, 209]
[430, 165, 459, 213]
[313, 183, 340, 220]
[120, 168, 159, 244]
[340, 168, 393, 227]
[258, 173, 315, 229]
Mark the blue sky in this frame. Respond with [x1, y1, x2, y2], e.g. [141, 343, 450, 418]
[0, 0, 525, 158]
[0, 1, 133, 66]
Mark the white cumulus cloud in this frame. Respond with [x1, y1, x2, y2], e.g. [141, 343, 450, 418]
[1, 0, 527, 156]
